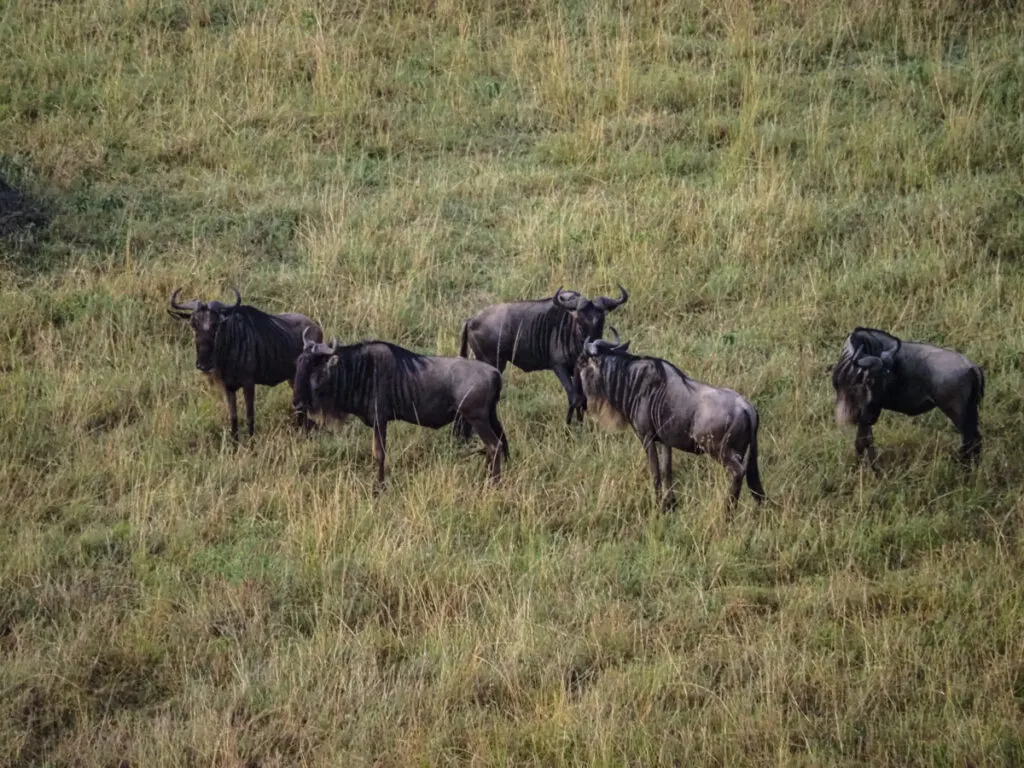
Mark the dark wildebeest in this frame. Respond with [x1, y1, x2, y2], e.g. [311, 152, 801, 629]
[832, 327, 984, 467]
[576, 332, 765, 512]
[292, 334, 509, 488]
[168, 288, 322, 441]
[459, 285, 629, 424]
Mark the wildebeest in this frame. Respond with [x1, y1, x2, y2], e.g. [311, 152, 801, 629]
[832, 327, 984, 467]
[576, 332, 765, 512]
[168, 288, 323, 441]
[292, 334, 509, 487]
[459, 285, 629, 424]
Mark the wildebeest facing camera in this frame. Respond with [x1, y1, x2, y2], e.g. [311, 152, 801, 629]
[168, 288, 322, 441]
[459, 285, 629, 425]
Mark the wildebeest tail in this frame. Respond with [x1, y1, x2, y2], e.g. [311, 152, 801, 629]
[973, 366, 985, 404]
[459, 321, 470, 359]
[744, 405, 766, 503]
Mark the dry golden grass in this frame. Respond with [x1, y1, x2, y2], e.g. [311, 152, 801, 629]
[2, 0, 1024, 765]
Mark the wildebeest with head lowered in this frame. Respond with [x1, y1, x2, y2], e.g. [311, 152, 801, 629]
[292, 335, 509, 487]
[832, 327, 984, 467]
[459, 285, 628, 424]
[169, 288, 322, 441]
[576, 333, 765, 512]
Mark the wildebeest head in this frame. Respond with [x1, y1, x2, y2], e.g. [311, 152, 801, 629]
[168, 288, 242, 373]
[576, 329, 630, 393]
[832, 336, 899, 425]
[292, 329, 339, 418]
[553, 285, 628, 341]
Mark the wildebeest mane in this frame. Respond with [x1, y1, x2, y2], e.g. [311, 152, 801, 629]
[598, 351, 684, 416]
[315, 340, 432, 414]
[215, 305, 303, 376]
[833, 327, 902, 389]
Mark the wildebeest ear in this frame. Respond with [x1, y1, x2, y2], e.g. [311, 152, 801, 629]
[327, 355, 339, 368]
[855, 355, 883, 372]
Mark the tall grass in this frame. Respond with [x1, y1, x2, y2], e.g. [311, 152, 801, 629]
[2, 0, 1023, 764]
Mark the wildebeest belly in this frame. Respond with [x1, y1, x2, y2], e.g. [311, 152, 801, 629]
[392, 401, 458, 430]
[502, 345, 551, 372]
[252, 366, 297, 387]
[886, 398, 935, 417]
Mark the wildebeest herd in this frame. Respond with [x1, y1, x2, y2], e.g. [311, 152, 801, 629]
[169, 287, 984, 510]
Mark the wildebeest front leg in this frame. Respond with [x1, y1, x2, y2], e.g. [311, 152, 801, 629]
[372, 422, 387, 491]
[855, 423, 879, 471]
[658, 443, 675, 511]
[646, 441, 663, 509]
[242, 381, 256, 438]
[553, 365, 583, 425]
[225, 387, 239, 442]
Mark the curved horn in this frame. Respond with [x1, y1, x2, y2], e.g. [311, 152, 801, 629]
[302, 326, 317, 349]
[595, 284, 629, 311]
[607, 325, 621, 345]
[169, 288, 201, 313]
[229, 287, 242, 309]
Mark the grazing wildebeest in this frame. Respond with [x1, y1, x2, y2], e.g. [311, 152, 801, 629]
[576, 332, 765, 512]
[292, 334, 509, 488]
[168, 288, 322, 441]
[459, 285, 629, 424]
[832, 327, 984, 467]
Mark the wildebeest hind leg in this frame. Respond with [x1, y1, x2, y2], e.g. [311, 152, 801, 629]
[490, 406, 510, 460]
[944, 403, 982, 467]
[725, 453, 744, 513]
[451, 413, 473, 442]
[473, 420, 503, 484]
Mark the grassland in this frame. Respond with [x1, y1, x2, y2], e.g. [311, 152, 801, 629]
[2, 0, 1024, 764]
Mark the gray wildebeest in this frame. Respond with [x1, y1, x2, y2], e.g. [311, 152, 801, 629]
[169, 288, 322, 441]
[832, 327, 984, 468]
[459, 285, 629, 424]
[576, 332, 765, 512]
[292, 334, 509, 488]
